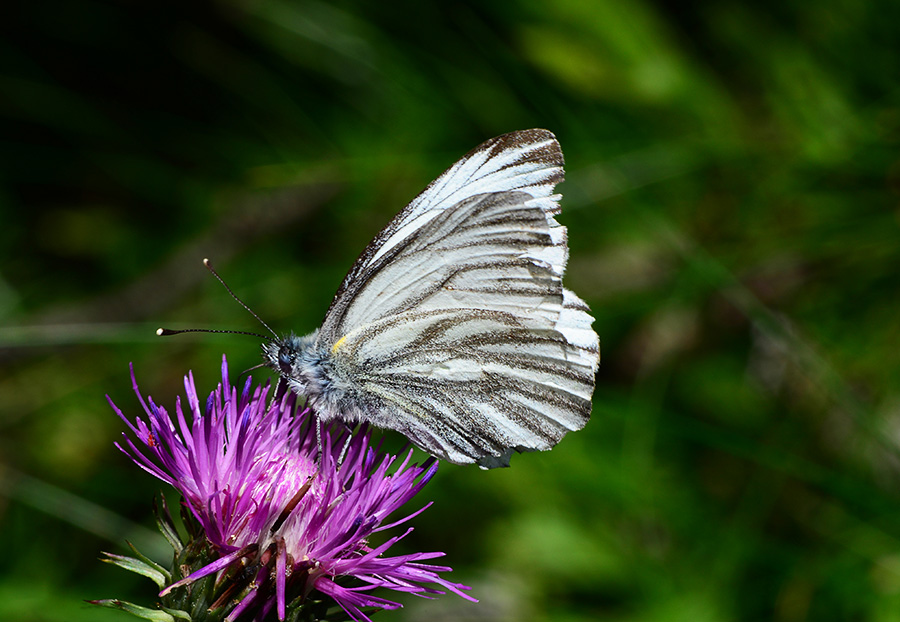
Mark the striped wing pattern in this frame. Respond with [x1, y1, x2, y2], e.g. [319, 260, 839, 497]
[310, 130, 599, 467]
[319, 128, 564, 343]
[330, 303, 597, 467]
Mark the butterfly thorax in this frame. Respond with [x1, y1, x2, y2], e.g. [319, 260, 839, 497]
[262, 331, 360, 424]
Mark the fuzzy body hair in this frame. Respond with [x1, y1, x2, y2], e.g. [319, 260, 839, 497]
[262, 332, 389, 429]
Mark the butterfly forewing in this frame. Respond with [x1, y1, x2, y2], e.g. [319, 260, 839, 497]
[326, 192, 566, 334]
[318, 129, 565, 345]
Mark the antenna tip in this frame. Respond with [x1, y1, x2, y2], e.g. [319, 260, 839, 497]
[203, 258, 211, 267]
[156, 327, 165, 336]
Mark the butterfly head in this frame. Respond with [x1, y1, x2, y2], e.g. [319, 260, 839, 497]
[275, 339, 300, 374]
[263, 333, 312, 373]
[262, 330, 340, 405]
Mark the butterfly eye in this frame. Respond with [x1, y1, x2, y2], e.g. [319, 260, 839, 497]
[277, 346, 295, 374]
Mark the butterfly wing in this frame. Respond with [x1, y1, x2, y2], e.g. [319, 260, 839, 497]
[310, 131, 599, 466]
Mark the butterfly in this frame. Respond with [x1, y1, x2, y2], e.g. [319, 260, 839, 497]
[262, 129, 599, 468]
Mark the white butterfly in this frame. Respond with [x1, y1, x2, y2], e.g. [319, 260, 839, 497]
[262, 129, 599, 468]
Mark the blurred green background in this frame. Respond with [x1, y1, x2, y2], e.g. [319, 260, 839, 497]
[2, 0, 900, 620]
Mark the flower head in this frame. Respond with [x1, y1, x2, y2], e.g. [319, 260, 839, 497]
[108, 355, 473, 621]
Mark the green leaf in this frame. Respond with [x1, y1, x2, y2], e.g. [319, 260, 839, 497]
[101, 552, 169, 589]
[154, 494, 184, 555]
[126, 540, 172, 583]
[88, 599, 181, 622]
[160, 606, 194, 621]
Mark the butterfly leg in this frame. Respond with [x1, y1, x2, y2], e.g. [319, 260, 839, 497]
[267, 376, 289, 413]
[314, 416, 352, 470]
[336, 427, 354, 468]
[315, 414, 325, 470]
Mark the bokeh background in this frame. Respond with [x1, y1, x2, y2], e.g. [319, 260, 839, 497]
[2, 0, 900, 620]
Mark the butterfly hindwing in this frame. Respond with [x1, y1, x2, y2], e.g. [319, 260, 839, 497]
[329, 305, 595, 467]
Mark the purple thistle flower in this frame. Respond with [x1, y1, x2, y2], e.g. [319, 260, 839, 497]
[107, 355, 474, 622]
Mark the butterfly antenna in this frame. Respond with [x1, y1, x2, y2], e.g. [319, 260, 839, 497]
[202, 258, 279, 340]
[156, 327, 271, 339]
